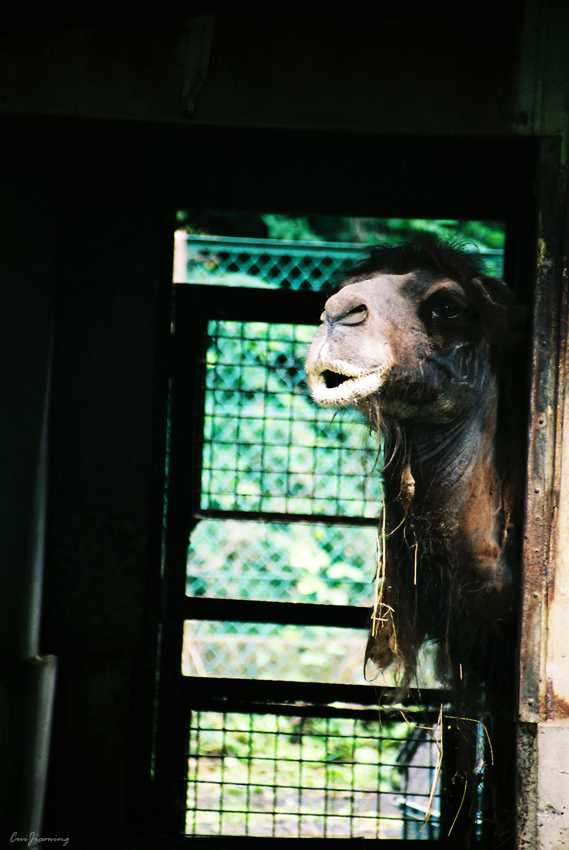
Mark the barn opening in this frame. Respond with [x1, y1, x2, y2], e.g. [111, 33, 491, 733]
[160, 212, 507, 840]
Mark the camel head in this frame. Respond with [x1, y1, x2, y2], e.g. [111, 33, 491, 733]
[305, 241, 519, 428]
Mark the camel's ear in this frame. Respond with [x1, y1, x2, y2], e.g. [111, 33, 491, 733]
[472, 274, 515, 305]
[471, 275, 528, 343]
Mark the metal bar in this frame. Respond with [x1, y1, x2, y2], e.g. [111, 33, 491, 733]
[183, 233, 505, 260]
[184, 234, 368, 257]
[323, 715, 330, 839]
[193, 509, 379, 527]
[174, 284, 325, 326]
[142, 837, 446, 848]
[185, 802, 410, 819]
[184, 597, 370, 628]
[184, 707, 442, 730]
[180, 676, 449, 713]
[152, 297, 211, 830]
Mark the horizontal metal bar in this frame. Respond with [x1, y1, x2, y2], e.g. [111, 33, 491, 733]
[158, 838, 445, 849]
[183, 233, 504, 259]
[184, 806, 403, 822]
[194, 510, 378, 527]
[181, 676, 450, 712]
[184, 234, 367, 257]
[184, 597, 371, 628]
[173, 285, 326, 326]
[185, 698, 444, 725]
[186, 771, 435, 784]
[190, 734, 376, 747]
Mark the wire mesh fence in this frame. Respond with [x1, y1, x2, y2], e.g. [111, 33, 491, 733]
[187, 316, 385, 679]
[200, 320, 382, 519]
[182, 621, 372, 685]
[174, 232, 505, 290]
[187, 520, 377, 605]
[175, 234, 365, 290]
[186, 705, 442, 840]
[181, 620, 440, 689]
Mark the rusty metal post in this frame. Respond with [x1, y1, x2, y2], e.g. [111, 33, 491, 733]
[514, 0, 569, 843]
[517, 137, 569, 848]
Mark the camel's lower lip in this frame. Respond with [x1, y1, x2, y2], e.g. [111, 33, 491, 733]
[307, 367, 384, 406]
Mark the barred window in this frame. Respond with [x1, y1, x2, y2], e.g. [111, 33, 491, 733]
[156, 213, 504, 840]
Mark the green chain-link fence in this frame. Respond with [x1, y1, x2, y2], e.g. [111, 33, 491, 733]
[174, 233, 504, 290]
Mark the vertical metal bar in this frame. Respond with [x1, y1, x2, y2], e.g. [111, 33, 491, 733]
[191, 712, 199, 835]
[430, 727, 438, 840]
[335, 421, 342, 514]
[297, 716, 304, 837]
[402, 732, 410, 840]
[272, 714, 278, 837]
[284, 327, 294, 513]
[324, 716, 330, 838]
[202, 320, 216, 512]
[260, 322, 270, 513]
[153, 287, 211, 830]
[235, 322, 246, 511]
[376, 725, 382, 838]
[219, 715, 227, 835]
[245, 712, 253, 835]
[349, 717, 357, 837]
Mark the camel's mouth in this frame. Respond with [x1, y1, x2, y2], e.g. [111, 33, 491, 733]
[322, 370, 350, 389]
[307, 362, 385, 406]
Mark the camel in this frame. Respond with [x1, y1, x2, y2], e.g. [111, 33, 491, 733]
[305, 237, 524, 846]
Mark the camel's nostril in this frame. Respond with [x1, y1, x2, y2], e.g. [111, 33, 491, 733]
[324, 292, 368, 325]
[339, 305, 368, 325]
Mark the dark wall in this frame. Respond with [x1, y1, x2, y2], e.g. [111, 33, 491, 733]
[41, 122, 169, 844]
[0, 121, 58, 662]
[0, 3, 525, 134]
[0, 117, 59, 838]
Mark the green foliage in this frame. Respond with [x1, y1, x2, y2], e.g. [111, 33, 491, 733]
[261, 214, 505, 251]
[261, 214, 323, 242]
[177, 209, 505, 251]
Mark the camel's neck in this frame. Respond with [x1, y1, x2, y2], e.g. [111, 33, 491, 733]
[406, 382, 498, 508]
[383, 378, 510, 589]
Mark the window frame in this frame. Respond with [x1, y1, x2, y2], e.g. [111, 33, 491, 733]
[149, 282, 452, 839]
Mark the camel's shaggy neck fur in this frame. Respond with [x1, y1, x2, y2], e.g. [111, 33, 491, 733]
[365, 374, 514, 692]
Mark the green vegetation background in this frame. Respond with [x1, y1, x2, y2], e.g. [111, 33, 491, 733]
[177, 210, 505, 251]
